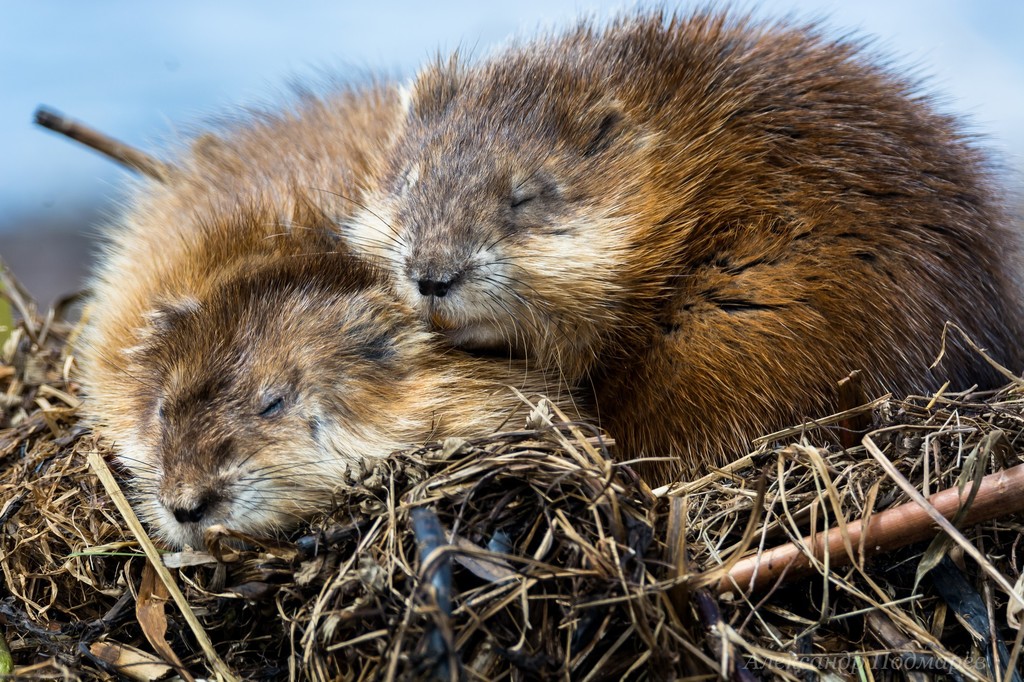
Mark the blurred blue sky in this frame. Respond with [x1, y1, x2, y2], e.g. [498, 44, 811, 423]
[2, 1, 1023, 231]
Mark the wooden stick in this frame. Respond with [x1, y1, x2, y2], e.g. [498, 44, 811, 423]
[88, 451, 238, 681]
[717, 459, 1024, 596]
[863, 434, 1024, 612]
[34, 106, 172, 182]
[836, 370, 870, 450]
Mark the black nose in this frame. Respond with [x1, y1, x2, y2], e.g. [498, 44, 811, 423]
[417, 277, 454, 298]
[171, 494, 216, 524]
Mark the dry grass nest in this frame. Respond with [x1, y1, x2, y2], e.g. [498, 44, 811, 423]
[3, 303, 1024, 681]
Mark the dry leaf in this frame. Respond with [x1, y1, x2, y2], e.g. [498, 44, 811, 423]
[88, 640, 173, 681]
[137, 560, 194, 682]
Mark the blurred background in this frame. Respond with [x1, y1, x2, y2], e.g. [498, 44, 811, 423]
[2, 1, 1022, 306]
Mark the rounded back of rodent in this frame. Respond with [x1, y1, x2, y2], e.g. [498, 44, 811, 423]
[343, 10, 1024, 474]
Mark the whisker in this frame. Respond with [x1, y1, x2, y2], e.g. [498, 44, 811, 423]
[310, 187, 407, 250]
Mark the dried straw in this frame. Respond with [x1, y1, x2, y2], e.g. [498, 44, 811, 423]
[2, 297, 1024, 680]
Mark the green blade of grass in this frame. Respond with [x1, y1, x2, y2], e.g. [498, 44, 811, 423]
[0, 286, 12, 348]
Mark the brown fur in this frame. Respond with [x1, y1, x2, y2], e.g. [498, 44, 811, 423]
[81, 81, 398, 347]
[344, 11, 1024, 479]
[78, 83, 569, 548]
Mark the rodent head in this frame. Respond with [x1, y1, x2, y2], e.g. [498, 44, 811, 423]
[114, 254, 438, 548]
[344, 52, 653, 376]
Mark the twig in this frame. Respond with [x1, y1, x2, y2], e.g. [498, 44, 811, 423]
[411, 507, 457, 682]
[864, 610, 935, 682]
[751, 394, 890, 446]
[863, 436, 1024, 612]
[836, 370, 871, 450]
[934, 322, 1024, 387]
[34, 106, 172, 182]
[87, 450, 238, 682]
[716, 457, 1024, 597]
[693, 590, 759, 682]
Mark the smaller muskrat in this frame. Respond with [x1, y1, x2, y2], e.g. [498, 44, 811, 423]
[77, 82, 566, 548]
[94, 242, 555, 549]
[343, 10, 1024, 475]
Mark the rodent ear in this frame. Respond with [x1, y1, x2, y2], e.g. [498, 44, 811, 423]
[142, 297, 202, 335]
[574, 99, 627, 157]
[124, 297, 202, 359]
[407, 53, 464, 122]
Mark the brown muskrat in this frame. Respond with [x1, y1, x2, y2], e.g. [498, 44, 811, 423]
[342, 10, 1024, 477]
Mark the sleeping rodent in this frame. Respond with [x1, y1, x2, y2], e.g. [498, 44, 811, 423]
[77, 83, 567, 548]
[342, 11, 1024, 476]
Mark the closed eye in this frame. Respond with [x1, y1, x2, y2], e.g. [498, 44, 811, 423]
[510, 192, 537, 209]
[511, 173, 559, 210]
[259, 396, 285, 418]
